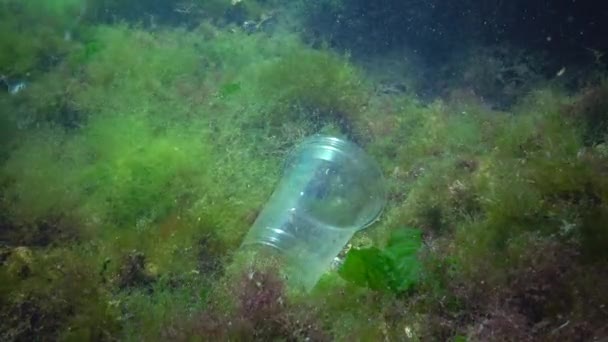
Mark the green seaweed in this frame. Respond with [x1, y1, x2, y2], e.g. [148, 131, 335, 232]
[255, 46, 369, 137]
[339, 228, 422, 293]
[0, 2, 607, 340]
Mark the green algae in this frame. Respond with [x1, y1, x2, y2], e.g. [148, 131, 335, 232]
[0, 1, 607, 340]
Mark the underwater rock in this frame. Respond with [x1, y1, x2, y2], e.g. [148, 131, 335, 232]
[241, 10, 278, 34]
[0, 75, 27, 95]
[376, 80, 408, 95]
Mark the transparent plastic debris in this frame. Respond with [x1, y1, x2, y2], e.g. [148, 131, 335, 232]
[242, 135, 386, 290]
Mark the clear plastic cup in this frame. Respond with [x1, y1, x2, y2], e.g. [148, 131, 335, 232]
[242, 135, 386, 290]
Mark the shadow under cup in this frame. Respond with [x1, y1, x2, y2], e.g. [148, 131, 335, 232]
[242, 135, 387, 290]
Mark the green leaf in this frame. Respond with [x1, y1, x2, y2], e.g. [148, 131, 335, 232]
[338, 228, 423, 293]
[338, 247, 393, 291]
[385, 228, 423, 292]
[453, 335, 468, 342]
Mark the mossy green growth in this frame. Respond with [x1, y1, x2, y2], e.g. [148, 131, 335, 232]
[70, 25, 204, 118]
[344, 84, 608, 338]
[3, 115, 216, 232]
[0, 0, 82, 77]
[78, 115, 213, 226]
[256, 46, 368, 134]
[0, 23, 300, 341]
[1, 125, 83, 226]
[87, 0, 266, 26]
[1, 21, 297, 246]
[0, 246, 121, 340]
